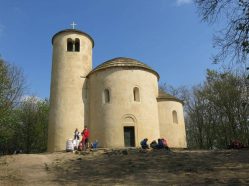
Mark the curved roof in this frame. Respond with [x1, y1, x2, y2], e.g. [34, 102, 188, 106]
[157, 91, 184, 104]
[52, 29, 94, 48]
[87, 57, 160, 79]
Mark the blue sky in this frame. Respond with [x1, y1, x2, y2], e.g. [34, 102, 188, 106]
[0, 0, 218, 99]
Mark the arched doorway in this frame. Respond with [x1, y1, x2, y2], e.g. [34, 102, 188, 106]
[122, 115, 137, 147]
[124, 126, 135, 147]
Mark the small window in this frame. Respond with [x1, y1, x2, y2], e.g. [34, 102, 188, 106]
[172, 110, 178, 124]
[104, 89, 110, 103]
[67, 38, 73, 51]
[133, 87, 140, 102]
[75, 38, 80, 52]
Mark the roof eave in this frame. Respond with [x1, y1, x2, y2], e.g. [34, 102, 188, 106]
[87, 66, 160, 80]
[157, 97, 184, 104]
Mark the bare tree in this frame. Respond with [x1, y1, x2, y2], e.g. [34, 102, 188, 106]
[0, 59, 25, 119]
[0, 58, 25, 154]
[195, 0, 249, 63]
[161, 69, 249, 149]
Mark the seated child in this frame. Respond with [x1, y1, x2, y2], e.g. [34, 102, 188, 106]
[150, 140, 158, 149]
[161, 138, 170, 150]
[156, 138, 164, 149]
[91, 140, 98, 149]
[140, 138, 149, 149]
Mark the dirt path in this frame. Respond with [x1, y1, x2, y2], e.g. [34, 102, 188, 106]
[0, 149, 248, 185]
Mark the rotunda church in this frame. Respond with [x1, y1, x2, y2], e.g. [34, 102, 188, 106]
[47, 29, 187, 152]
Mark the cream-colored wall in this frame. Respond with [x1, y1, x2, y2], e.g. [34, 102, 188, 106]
[88, 68, 160, 147]
[157, 100, 187, 148]
[48, 32, 93, 152]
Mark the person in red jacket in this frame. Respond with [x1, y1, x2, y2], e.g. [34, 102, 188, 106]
[82, 126, 90, 149]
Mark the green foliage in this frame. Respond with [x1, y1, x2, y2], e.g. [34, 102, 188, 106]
[0, 58, 25, 154]
[190, 70, 248, 149]
[0, 97, 49, 154]
[0, 58, 49, 154]
[161, 69, 249, 149]
[16, 97, 49, 153]
[0, 111, 19, 154]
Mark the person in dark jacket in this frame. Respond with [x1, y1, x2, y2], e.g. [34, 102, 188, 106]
[156, 138, 164, 149]
[150, 140, 158, 149]
[140, 138, 149, 149]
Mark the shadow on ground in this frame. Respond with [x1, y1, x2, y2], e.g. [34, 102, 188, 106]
[49, 149, 249, 185]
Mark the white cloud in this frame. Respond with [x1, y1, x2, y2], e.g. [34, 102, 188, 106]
[176, 0, 193, 6]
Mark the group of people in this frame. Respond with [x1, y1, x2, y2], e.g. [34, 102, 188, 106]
[71, 127, 169, 151]
[228, 139, 244, 149]
[140, 138, 170, 150]
[73, 126, 98, 151]
[73, 126, 97, 151]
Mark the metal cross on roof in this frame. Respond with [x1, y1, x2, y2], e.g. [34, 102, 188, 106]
[70, 21, 77, 29]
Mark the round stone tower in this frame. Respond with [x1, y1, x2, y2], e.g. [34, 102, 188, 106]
[48, 29, 94, 152]
[157, 92, 187, 148]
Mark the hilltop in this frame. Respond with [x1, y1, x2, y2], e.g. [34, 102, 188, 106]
[0, 149, 249, 185]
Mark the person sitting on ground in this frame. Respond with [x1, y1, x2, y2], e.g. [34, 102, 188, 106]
[161, 138, 170, 150]
[229, 139, 244, 149]
[140, 138, 149, 149]
[78, 141, 83, 151]
[156, 138, 164, 149]
[150, 140, 158, 149]
[91, 140, 98, 149]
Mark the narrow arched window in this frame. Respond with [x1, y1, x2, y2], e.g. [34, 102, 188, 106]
[133, 87, 140, 102]
[67, 38, 73, 51]
[75, 38, 80, 52]
[104, 89, 110, 103]
[172, 110, 178, 124]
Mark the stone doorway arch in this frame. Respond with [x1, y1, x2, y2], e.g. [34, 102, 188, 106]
[122, 114, 138, 147]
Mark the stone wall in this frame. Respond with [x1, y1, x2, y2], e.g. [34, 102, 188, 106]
[88, 68, 160, 147]
[157, 100, 187, 148]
